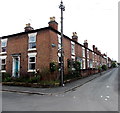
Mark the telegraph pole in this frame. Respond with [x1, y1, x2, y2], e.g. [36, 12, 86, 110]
[59, 0, 65, 87]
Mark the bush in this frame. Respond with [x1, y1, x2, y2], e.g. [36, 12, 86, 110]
[14, 77, 29, 82]
[40, 80, 60, 85]
[73, 61, 81, 71]
[28, 75, 41, 83]
[111, 62, 117, 68]
[4, 77, 12, 82]
[50, 62, 58, 72]
[102, 65, 108, 71]
[64, 60, 81, 80]
[98, 66, 102, 71]
[2, 73, 11, 82]
[64, 69, 80, 80]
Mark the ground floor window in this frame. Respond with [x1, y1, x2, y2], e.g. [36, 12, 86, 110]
[89, 60, 93, 68]
[1, 59, 6, 71]
[28, 53, 37, 72]
[0, 56, 7, 72]
[76, 57, 82, 69]
[87, 60, 89, 68]
[83, 59, 86, 69]
[29, 57, 35, 70]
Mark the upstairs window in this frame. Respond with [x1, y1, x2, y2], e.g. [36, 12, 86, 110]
[83, 59, 86, 69]
[87, 50, 89, 58]
[87, 59, 89, 68]
[82, 47, 85, 57]
[28, 33, 37, 50]
[1, 39, 7, 53]
[58, 36, 61, 51]
[92, 52, 94, 60]
[71, 42, 75, 55]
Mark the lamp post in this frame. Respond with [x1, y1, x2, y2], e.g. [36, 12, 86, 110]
[59, 0, 65, 87]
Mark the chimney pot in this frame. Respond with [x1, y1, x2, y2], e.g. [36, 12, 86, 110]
[84, 40, 88, 48]
[72, 32, 78, 42]
[48, 16, 58, 30]
[24, 23, 34, 32]
[84, 40, 88, 43]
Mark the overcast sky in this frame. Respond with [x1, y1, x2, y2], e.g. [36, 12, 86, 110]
[0, 0, 118, 62]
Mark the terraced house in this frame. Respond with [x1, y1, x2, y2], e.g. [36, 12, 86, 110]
[0, 17, 111, 80]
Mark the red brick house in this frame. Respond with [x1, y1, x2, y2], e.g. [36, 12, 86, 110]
[0, 17, 110, 79]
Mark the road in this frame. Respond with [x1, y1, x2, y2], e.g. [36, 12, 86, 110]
[2, 68, 119, 111]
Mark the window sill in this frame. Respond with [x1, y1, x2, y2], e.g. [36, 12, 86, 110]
[1, 70, 6, 73]
[27, 70, 35, 72]
[28, 48, 36, 51]
[71, 53, 75, 56]
[0, 52, 7, 55]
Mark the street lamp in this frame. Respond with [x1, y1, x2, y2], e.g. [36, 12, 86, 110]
[59, 0, 65, 87]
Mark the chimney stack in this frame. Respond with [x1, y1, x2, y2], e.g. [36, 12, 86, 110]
[48, 17, 58, 30]
[24, 23, 34, 32]
[95, 47, 98, 53]
[72, 32, 78, 42]
[93, 45, 95, 52]
[84, 40, 88, 48]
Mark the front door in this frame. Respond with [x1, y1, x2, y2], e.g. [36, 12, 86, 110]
[12, 57, 20, 77]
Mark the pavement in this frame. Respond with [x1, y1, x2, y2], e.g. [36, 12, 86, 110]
[2, 68, 114, 96]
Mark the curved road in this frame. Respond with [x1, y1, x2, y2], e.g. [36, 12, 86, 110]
[2, 68, 119, 111]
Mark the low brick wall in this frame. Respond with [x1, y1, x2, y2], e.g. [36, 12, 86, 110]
[80, 68, 99, 77]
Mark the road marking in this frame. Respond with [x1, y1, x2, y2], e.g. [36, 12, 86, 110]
[106, 96, 110, 98]
[105, 98, 108, 101]
[106, 85, 110, 88]
[101, 96, 103, 98]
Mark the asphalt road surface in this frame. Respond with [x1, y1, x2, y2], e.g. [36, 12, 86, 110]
[2, 68, 119, 111]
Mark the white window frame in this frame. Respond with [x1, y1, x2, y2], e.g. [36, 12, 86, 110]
[89, 60, 93, 68]
[87, 59, 89, 68]
[71, 55, 75, 61]
[58, 35, 61, 44]
[83, 59, 86, 69]
[92, 52, 94, 61]
[1, 39, 7, 54]
[71, 41, 75, 55]
[28, 33, 37, 51]
[82, 47, 85, 58]
[28, 53, 37, 72]
[77, 58, 82, 69]
[0, 56, 7, 72]
[95, 53, 97, 61]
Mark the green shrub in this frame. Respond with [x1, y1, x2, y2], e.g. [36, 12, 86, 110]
[73, 61, 81, 71]
[102, 65, 108, 71]
[65, 60, 81, 80]
[28, 76, 41, 83]
[14, 77, 29, 82]
[2, 73, 11, 82]
[111, 62, 117, 68]
[40, 80, 59, 85]
[50, 62, 58, 72]
[4, 77, 12, 82]
[98, 66, 102, 71]
[64, 69, 80, 80]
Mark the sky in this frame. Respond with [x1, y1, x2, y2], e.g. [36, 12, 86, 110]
[0, 0, 119, 62]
